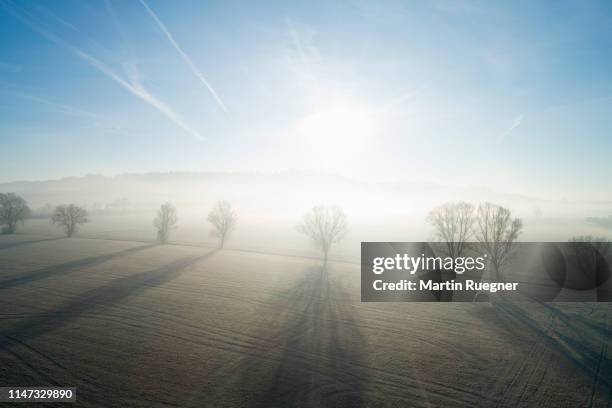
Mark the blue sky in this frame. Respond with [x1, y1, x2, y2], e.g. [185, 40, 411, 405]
[1, 0, 611, 199]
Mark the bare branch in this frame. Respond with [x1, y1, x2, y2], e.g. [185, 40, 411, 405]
[0, 193, 30, 234]
[298, 205, 348, 263]
[154, 202, 178, 244]
[207, 201, 237, 248]
[475, 202, 523, 280]
[51, 204, 89, 237]
[427, 202, 475, 259]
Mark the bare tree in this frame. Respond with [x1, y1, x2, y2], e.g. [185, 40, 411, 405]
[154, 202, 178, 244]
[427, 202, 475, 259]
[51, 204, 89, 237]
[0, 193, 30, 234]
[568, 235, 611, 280]
[298, 205, 348, 263]
[475, 202, 523, 280]
[207, 201, 237, 248]
[427, 202, 475, 301]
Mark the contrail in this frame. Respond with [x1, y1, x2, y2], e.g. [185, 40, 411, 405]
[139, 0, 228, 113]
[75, 48, 205, 140]
[2, 0, 204, 140]
[498, 114, 523, 144]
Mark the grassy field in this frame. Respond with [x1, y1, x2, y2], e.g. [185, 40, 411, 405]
[1, 234, 611, 407]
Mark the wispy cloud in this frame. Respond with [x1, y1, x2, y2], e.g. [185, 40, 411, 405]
[498, 113, 523, 143]
[2, 0, 204, 141]
[139, 0, 227, 112]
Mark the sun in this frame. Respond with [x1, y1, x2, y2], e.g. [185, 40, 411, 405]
[297, 100, 377, 170]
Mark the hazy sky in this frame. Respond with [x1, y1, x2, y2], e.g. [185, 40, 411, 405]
[1, 0, 611, 198]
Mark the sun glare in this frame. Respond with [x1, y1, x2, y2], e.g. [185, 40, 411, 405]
[297, 100, 377, 169]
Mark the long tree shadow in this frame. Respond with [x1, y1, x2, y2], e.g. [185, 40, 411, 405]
[0, 237, 64, 251]
[225, 266, 371, 408]
[0, 250, 215, 349]
[469, 301, 612, 406]
[0, 243, 157, 289]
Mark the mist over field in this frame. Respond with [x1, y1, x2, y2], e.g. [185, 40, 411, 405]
[3, 171, 611, 261]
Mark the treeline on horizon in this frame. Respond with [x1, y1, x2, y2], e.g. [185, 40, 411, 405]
[1, 192, 610, 267]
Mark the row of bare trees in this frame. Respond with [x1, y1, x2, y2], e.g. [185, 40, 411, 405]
[0, 193, 528, 270]
[1, 191, 348, 258]
[153, 201, 238, 248]
[152, 201, 350, 260]
[152, 201, 351, 261]
[1, 192, 343, 255]
[16, 193, 610, 278]
[296, 202, 525, 269]
[1, 193, 89, 237]
[428, 202, 523, 279]
[0, 193, 240, 245]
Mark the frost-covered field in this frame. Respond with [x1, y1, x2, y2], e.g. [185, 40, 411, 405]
[0, 234, 610, 407]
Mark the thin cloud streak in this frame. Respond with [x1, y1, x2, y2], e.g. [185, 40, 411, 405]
[74, 48, 205, 141]
[2, 0, 204, 141]
[498, 114, 523, 143]
[139, 0, 228, 112]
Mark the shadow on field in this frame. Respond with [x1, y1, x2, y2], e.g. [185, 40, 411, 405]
[0, 250, 215, 349]
[0, 244, 157, 288]
[228, 266, 371, 408]
[0, 237, 64, 251]
[469, 301, 612, 406]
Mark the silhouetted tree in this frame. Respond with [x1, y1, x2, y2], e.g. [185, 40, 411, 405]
[427, 202, 475, 259]
[207, 201, 237, 248]
[475, 202, 522, 280]
[298, 205, 348, 263]
[427, 202, 475, 301]
[568, 235, 611, 279]
[0, 193, 30, 234]
[52, 204, 89, 237]
[154, 202, 177, 244]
